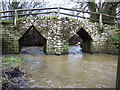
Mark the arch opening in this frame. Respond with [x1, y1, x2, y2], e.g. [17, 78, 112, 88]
[68, 27, 92, 54]
[19, 25, 46, 54]
[68, 34, 82, 54]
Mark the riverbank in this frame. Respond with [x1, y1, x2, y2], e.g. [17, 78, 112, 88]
[1, 56, 26, 89]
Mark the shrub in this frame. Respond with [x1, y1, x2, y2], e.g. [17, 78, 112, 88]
[1, 56, 24, 70]
[110, 35, 120, 41]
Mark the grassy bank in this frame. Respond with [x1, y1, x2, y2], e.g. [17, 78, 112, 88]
[1, 56, 25, 89]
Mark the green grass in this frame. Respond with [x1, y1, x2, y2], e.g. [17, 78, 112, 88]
[2, 19, 14, 25]
[1, 56, 24, 88]
[1, 56, 24, 70]
[2, 19, 14, 22]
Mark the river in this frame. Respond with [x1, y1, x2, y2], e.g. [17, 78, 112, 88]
[5, 45, 118, 88]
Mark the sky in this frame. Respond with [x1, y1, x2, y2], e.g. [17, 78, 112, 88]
[0, 0, 76, 9]
[1, 0, 120, 10]
[0, 0, 119, 19]
[45, 0, 75, 8]
[1, 0, 120, 7]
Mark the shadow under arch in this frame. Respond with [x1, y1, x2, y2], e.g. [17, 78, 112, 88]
[77, 27, 93, 53]
[18, 25, 47, 53]
[77, 27, 92, 41]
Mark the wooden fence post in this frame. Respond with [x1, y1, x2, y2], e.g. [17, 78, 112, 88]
[52, 12, 55, 17]
[57, 7, 60, 17]
[14, 10, 18, 26]
[99, 13, 103, 30]
[116, 40, 120, 90]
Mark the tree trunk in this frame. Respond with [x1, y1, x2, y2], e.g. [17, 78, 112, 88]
[99, 0, 103, 30]
[99, 13, 103, 29]
[116, 41, 120, 90]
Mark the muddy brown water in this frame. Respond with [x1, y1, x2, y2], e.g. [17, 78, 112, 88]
[4, 46, 118, 88]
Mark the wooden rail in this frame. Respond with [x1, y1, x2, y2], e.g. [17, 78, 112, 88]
[60, 7, 120, 20]
[0, 7, 58, 13]
[0, 7, 119, 25]
[59, 12, 116, 24]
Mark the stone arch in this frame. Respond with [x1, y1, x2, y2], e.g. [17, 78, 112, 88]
[67, 20, 98, 53]
[68, 20, 98, 41]
[33, 19, 48, 39]
[17, 17, 48, 40]
[18, 23, 47, 53]
[77, 27, 92, 41]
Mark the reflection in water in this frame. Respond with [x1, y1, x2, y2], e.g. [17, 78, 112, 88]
[8, 46, 118, 88]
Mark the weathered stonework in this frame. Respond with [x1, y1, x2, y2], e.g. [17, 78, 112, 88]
[46, 20, 69, 55]
[90, 24, 119, 54]
[2, 17, 120, 55]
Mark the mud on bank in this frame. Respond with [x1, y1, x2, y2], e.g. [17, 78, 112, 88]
[1, 56, 26, 89]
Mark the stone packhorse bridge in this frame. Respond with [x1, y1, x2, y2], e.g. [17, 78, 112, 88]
[2, 16, 119, 55]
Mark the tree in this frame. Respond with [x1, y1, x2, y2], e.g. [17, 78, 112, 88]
[1, 0, 48, 19]
[71, 0, 120, 24]
[86, 2, 120, 24]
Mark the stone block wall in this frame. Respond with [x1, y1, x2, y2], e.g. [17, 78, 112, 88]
[90, 39, 119, 55]
[89, 24, 119, 54]
[2, 26, 20, 54]
[107, 40, 119, 54]
[46, 20, 69, 55]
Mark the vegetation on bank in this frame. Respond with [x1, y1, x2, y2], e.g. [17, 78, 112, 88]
[1, 19, 14, 25]
[2, 56, 24, 70]
[1, 56, 25, 89]
[109, 35, 120, 41]
[2, 16, 77, 23]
